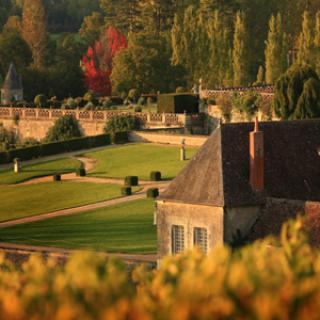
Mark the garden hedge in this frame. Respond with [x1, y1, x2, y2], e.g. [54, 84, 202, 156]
[121, 186, 132, 196]
[150, 171, 161, 181]
[125, 176, 139, 186]
[112, 131, 129, 144]
[0, 134, 112, 165]
[158, 93, 199, 114]
[76, 168, 86, 177]
[146, 188, 159, 198]
[53, 174, 61, 181]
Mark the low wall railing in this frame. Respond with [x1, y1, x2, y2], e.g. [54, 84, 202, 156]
[0, 107, 187, 127]
[200, 85, 274, 99]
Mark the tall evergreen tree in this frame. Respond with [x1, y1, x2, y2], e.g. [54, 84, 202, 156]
[172, 6, 209, 86]
[22, 0, 47, 68]
[207, 10, 232, 87]
[297, 11, 314, 65]
[315, 11, 320, 74]
[265, 14, 287, 84]
[99, 0, 139, 34]
[232, 11, 251, 86]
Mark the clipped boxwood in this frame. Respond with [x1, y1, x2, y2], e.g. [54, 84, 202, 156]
[150, 171, 162, 181]
[158, 93, 199, 114]
[53, 174, 61, 181]
[112, 131, 129, 144]
[125, 176, 139, 186]
[121, 186, 132, 196]
[147, 188, 159, 198]
[76, 168, 86, 177]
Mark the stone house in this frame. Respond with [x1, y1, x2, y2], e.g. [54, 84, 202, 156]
[156, 119, 320, 258]
[1, 63, 23, 105]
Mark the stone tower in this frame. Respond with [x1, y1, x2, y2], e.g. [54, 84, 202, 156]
[1, 63, 23, 105]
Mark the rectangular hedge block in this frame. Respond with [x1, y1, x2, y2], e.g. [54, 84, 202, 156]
[158, 93, 199, 114]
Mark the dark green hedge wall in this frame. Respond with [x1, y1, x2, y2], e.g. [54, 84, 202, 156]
[158, 94, 199, 114]
[0, 134, 112, 165]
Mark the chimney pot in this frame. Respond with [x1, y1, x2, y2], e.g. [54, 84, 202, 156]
[250, 118, 264, 191]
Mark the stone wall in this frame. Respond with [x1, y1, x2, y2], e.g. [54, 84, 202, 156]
[207, 104, 281, 123]
[129, 131, 207, 146]
[156, 201, 224, 258]
[0, 107, 188, 141]
[224, 206, 261, 244]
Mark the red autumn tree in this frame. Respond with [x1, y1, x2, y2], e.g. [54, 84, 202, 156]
[81, 26, 127, 96]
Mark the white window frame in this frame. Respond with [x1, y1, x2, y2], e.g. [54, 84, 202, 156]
[171, 225, 185, 255]
[193, 227, 208, 254]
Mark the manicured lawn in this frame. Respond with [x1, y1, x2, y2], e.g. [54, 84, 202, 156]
[0, 158, 81, 184]
[0, 181, 122, 222]
[84, 144, 198, 180]
[0, 199, 156, 253]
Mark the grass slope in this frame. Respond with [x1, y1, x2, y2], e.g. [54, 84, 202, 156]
[84, 144, 198, 180]
[0, 158, 81, 185]
[0, 181, 122, 222]
[0, 199, 156, 253]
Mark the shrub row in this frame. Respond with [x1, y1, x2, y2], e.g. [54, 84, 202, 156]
[0, 134, 112, 165]
[112, 131, 129, 144]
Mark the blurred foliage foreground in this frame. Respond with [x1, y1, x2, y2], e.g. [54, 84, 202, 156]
[0, 218, 320, 320]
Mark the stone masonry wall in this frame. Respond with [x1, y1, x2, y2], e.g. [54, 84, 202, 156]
[0, 107, 188, 141]
[156, 201, 224, 258]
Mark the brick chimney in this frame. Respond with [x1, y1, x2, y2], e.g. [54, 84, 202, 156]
[250, 117, 264, 191]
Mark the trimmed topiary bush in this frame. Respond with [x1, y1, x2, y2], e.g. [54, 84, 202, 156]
[158, 93, 199, 114]
[128, 89, 141, 103]
[76, 168, 86, 177]
[121, 186, 132, 196]
[45, 115, 83, 142]
[150, 171, 161, 181]
[125, 176, 138, 186]
[34, 94, 47, 108]
[53, 174, 61, 181]
[146, 188, 159, 198]
[104, 115, 140, 136]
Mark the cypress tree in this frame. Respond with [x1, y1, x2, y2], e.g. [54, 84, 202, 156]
[208, 10, 232, 87]
[297, 11, 314, 65]
[315, 12, 320, 74]
[232, 11, 251, 86]
[265, 14, 288, 84]
[22, 0, 47, 68]
[172, 6, 209, 86]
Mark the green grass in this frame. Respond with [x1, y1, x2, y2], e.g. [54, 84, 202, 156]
[84, 144, 198, 180]
[0, 158, 81, 185]
[0, 199, 156, 253]
[0, 182, 123, 222]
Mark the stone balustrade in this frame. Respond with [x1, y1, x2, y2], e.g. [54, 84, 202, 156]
[0, 107, 187, 128]
[200, 85, 274, 100]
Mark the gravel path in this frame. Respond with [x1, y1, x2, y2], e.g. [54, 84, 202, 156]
[0, 155, 170, 228]
[0, 242, 158, 263]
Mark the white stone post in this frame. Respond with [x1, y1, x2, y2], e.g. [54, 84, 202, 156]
[14, 158, 21, 173]
[180, 139, 186, 161]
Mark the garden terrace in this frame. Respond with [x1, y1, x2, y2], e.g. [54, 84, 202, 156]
[0, 107, 190, 140]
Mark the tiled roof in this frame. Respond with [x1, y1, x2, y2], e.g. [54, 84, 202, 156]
[160, 120, 320, 207]
[2, 63, 22, 90]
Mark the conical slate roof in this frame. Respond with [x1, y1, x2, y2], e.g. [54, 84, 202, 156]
[2, 63, 22, 90]
[160, 120, 320, 207]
